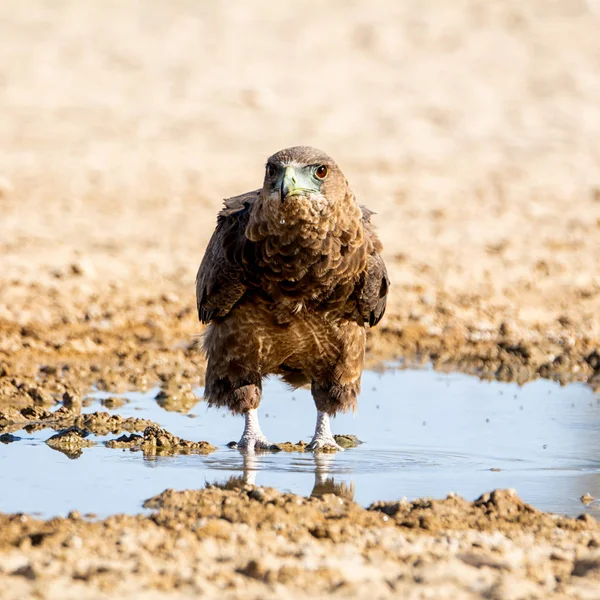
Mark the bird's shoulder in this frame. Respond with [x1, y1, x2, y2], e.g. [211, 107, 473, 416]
[218, 189, 260, 223]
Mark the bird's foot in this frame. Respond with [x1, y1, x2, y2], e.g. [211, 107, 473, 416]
[229, 408, 281, 452]
[307, 410, 345, 452]
[233, 432, 281, 453]
[306, 433, 345, 453]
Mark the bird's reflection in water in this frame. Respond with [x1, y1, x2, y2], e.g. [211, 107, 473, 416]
[208, 453, 262, 491]
[310, 452, 355, 501]
[210, 451, 354, 501]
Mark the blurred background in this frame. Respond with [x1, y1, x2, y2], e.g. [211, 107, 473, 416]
[1, 0, 600, 338]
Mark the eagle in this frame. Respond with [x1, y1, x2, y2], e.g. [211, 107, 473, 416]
[196, 146, 389, 451]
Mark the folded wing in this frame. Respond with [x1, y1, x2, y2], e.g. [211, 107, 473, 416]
[195, 191, 258, 324]
[356, 207, 390, 327]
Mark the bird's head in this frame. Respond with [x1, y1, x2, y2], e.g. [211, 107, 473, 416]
[261, 146, 348, 216]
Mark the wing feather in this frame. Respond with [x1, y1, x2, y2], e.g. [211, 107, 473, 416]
[356, 206, 390, 327]
[195, 191, 259, 324]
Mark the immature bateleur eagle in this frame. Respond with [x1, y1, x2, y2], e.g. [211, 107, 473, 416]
[196, 146, 389, 451]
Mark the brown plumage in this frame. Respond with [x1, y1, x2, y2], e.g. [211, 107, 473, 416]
[196, 146, 389, 451]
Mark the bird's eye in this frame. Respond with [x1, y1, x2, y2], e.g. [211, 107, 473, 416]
[315, 165, 328, 179]
[266, 164, 275, 178]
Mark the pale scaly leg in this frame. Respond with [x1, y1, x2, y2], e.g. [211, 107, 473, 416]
[235, 408, 279, 452]
[307, 410, 344, 452]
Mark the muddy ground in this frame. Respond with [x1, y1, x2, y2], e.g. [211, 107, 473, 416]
[2, 487, 600, 600]
[2, 1, 600, 598]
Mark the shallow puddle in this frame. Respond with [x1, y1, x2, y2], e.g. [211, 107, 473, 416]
[2, 367, 600, 519]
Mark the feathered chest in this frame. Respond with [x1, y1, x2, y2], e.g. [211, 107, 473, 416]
[240, 203, 367, 303]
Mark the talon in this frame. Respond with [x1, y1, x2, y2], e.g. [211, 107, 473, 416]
[234, 409, 278, 452]
[236, 435, 280, 452]
[306, 437, 345, 452]
[307, 411, 344, 452]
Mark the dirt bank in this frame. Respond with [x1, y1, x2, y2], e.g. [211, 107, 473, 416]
[1, 486, 599, 600]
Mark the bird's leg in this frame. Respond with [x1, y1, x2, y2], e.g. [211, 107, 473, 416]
[236, 408, 279, 452]
[308, 378, 359, 452]
[307, 410, 344, 452]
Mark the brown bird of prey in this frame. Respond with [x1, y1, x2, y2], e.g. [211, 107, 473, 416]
[196, 146, 389, 451]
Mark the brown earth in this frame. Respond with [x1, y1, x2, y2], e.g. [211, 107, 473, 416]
[1, 487, 600, 600]
[2, 1, 600, 598]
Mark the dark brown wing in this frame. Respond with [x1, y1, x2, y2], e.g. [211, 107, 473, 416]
[195, 190, 259, 324]
[356, 206, 390, 327]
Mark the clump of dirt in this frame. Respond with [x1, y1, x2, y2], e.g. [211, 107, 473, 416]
[45, 427, 94, 459]
[74, 412, 156, 435]
[276, 440, 310, 452]
[333, 434, 362, 449]
[369, 489, 598, 536]
[0, 376, 77, 413]
[155, 382, 198, 413]
[276, 434, 361, 452]
[100, 396, 129, 409]
[0, 404, 158, 436]
[105, 425, 216, 455]
[61, 390, 82, 413]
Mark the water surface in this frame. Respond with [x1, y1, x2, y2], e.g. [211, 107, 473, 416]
[2, 367, 600, 519]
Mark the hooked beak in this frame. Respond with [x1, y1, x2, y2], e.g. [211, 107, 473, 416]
[280, 166, 297, 203]
[277, 165, 321, 203]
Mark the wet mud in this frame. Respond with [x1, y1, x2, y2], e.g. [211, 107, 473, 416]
[275, 434, 362, 453]
[45, 427, 94, 459]
[0, 404, 158, 437]
[105, 426, 216, 456]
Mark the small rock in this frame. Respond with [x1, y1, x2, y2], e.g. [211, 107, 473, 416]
[11, 564, 36, 580]
[100, 396, 128, 409]
[572, 559, 600, 577]
[155, 384, 198, 413]
[238, 559, 269, 581]
[62, 391, 82, 413]
[105, 426, 215, 456]
[69, 263, 84, 276]
[46, 427, 93, 459]
[334, 434, 362, 449]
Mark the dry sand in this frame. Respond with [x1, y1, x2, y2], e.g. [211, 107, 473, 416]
[2, 1, 600, 597]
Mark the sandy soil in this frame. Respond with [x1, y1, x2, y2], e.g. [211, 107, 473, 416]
[2, 1, 600, 598]
[1, 487, 600, 600]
